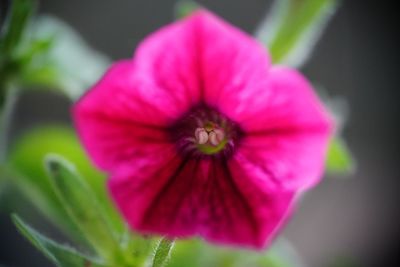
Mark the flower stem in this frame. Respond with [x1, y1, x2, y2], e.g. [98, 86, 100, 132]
[0, 84, 18, 163]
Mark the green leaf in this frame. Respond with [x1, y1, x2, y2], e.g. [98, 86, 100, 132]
[6, 125, 124, 236]
[0, 172, 7, 200]
[174, 0, 200, 19]
[0, 85, 18, 162]
[17, 37, 60, 88]
[152, 238, 175, 267]
[0, 87, 17, 203]
[0, 0, 36, 55]
[120, 231, 157, 267]
[168, 238, 304, 267]
[1, 164, 75, 230]
[257, 239, 305, 267]
[326, 137, 355, 174]
[44, 154, 121, 262]
[0, 1, 35, 102]
[12, 214, 107, 267]
[255, 0, 338, 67]
[1, 7, 108, 99]
[26, 15, 110, 100]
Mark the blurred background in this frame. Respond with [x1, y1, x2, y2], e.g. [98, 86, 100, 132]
[1, 0, 399, 266]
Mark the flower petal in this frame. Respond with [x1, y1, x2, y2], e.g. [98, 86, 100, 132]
[188, 11, 272, 111]
[231, 67, 332, 190]
[109, 157, 295, 249]
[73, 61, 178, 171]
[236, 66, 332, 133]
[133, 9, 272, 113]
[234, 131, 329, 191]
[131, 12, 205, 111]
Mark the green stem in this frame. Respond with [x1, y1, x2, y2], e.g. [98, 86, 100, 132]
[0, 84, 18, 163]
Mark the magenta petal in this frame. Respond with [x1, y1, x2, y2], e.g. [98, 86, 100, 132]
[134, 10, 273, 115]
[234, 132, 329, 191]
[131, 13, 205, 110]
[73, 61, 179, 171]
[237, 66, 332, 133]
[109, 157, 295, 249]
[189, 11, 272, 111]
[231, 67, 332, 190]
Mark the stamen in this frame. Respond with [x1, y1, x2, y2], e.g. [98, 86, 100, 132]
[213, 128, 225, 143]
[195, 128, 209, 144]
[170, 105, 242, 157]
[208, 131, 218, 146]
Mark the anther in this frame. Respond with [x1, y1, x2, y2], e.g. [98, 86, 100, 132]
[195, 128, 208, 144]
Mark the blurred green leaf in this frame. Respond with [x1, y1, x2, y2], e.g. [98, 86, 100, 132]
[258, 239, 305, 267]
[25, 15, 110, 100]
[0, 172, 7, 200]
[152, 238, 175, 267]
[121, 231, 156, 267]
[174, 0, 200, 19]
[1, 4, 109, 99]
[12, 214, 108, 267]
[0, 87, 17, 205]
[326, 137, 355, 174]
[314, 87, 355, 176]
[44, 154, 121, 262]
[0, 85, 18, 162]
[6, 125, 124, 238]
[1, 164, 76, 230]
[17, 36, 60, 88]
[0, 0, 35, 105]
[0, 0, 35, 56]
[168, 238, 304, 267]
[255, 0, 338, 67]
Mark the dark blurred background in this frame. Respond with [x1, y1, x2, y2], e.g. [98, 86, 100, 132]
[1, 0, 399, 266]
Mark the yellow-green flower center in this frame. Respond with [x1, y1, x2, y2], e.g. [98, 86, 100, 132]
[169, 105, 241, 158]
[195, 123, 227, 154]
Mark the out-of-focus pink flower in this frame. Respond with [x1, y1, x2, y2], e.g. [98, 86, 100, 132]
[73, 10, 332, 249]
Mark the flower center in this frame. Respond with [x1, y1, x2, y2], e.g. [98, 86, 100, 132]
[194, 123, 227, 154]
[169, 105, 241, 157]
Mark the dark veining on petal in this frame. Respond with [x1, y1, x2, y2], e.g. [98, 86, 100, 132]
[236, 153, 283, 188]
[168, 158, 201, 227]
[142, 156, 191, 227]
[209, 158, 236, 234]
[219, 158, 260, 243]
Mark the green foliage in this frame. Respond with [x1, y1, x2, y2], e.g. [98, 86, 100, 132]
[10, 149, 157, 267]
[0, 2, 109, 102]
[42, 154, 159, 267]
[0, 85, 18, 162]
[0, 0, 35, 106]
[121, 232, 157, 267]
[13, 214, 108, 267]
[25, 15, 110, 100]
[0, 0, 35, 55]
[44, 154, 121, 262]
[256, 0, 338, 67]
[316, 89, 355, 176]
[174, 0, 200, 19]
[6, 125, 123, 235]
[152, 238, 175, 267]
[326, 137, 355, 174]
[168, 238, 304, 267]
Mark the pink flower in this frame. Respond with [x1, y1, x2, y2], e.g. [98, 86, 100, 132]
[73, 10, 332, 249]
